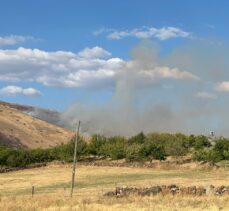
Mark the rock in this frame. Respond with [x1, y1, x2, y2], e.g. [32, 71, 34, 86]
[138, 186, 162, 196]
[205, 185, 215, 195]
[103, 184, 229, 197]
[104, 191, 115, 197]
[161, 186, 170, 196]
[215, 186, 228, 195]
[196, 187, 206, 196]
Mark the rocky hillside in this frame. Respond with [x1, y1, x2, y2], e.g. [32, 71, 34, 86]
[0, 101, 74, 149]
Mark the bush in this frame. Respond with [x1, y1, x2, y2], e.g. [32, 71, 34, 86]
[193, 135, 211, 150]
[214, 139, 229, 160]
[192, 149, 222, 164]
[30, 149, 54, 163]
[141, 143, 166, 161]
[0, 147, 13, 166]
[52, 136, 87, 162]
[87, 134, 106, 155]
[128, 132, 145, 144]
[126, 144, 143, 162]
[206, 150, 222, 164]
[192, 149, 208, 162]
[6, 150, 31, 167]
[150, 145, 166, 160]
[145, 133, 189, 156]
[100, 136, 126, 160]
[187, 134, 196, 147]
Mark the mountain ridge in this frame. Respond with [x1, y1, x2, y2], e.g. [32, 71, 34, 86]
[0, 101, 74, 149]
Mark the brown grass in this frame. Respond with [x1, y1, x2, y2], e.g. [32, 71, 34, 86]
[1, 193, 228, 211]
[0, 164, 228, 210]
[0, 103, 74, 148]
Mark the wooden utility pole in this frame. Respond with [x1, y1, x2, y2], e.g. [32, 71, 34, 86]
[70, 120, 81, 197]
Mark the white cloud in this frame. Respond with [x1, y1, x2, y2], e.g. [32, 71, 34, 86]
[124, 61, 198, 81]
[0, 47, 124, 88]
[78, 46, 111, 58]
[95, 27, 190, 40]
[0, 86, 42, 96]
[0, 46, 197, 89]
[215, 81, 229, 92]
[195, 92, 216, 99]
[0, 35, 34, 46]
[141, 66, 198, 80]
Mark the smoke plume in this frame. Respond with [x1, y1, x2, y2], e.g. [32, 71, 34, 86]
[61, 39, 229, 137]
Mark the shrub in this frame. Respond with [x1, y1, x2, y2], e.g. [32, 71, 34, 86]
[52, 136, 87, 162]
[6, 150, 31, 167]
[193, 135, 211, 150]
[214, 139, 229, 160]
[100, 136, 126, 160]
[145, 133, 189, 156]
[141, 143, 166, 161]
[192, 149, 208, 162]
[126, 144, 144, 162]
[192, 149, 222, 164]
[187, 134, 196, 147]
[128, 132, 145, 144]
[87, 134, 106, 155]
[206, 150, 222, 164]
[30, 148, 54, 163]
[0, 147, 14, 166]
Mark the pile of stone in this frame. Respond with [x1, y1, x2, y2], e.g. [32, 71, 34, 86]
[104, 185, 229, 197]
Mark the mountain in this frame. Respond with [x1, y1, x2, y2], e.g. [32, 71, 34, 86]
[0, 101, 74, 149]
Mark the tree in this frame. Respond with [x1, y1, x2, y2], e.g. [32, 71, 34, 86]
[6, 150, 31, 167]
[87, 134, 106, 155]
[128, 132, 145, 144]
[100, 136, 126, 160]
[214, 139, 229, 160]
[126, 144, 143, 162]
[193, 135, 211, 150]
[141, 142, 166, 161]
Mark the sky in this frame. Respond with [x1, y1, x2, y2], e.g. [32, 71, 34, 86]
[1, 0, 229, 135]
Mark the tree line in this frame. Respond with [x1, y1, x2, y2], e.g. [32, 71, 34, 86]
[0, 132, 228, 167]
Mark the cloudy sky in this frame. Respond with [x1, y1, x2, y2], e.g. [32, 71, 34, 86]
[1, 0, 229, 135]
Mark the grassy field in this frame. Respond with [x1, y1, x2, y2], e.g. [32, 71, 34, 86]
[0, 164, 228, 210]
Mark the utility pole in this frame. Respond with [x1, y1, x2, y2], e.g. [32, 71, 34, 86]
[70, 120, 81, 197]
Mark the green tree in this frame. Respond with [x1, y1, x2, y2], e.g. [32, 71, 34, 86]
[6, 150, 31, 167]
[87, 134, 106, 155]
[193, 135, 211, 150]
[128, 132, 145, 144]
[126, 144, 143, 162]
[192, 149, 208, 162]
[214, 139, 229, 160]
[100, 136, 126, 159]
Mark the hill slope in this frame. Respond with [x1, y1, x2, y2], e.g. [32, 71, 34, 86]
[0, 102, 74, 149]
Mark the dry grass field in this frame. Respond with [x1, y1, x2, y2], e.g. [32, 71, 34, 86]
[0, 164, 229, 210]
[0, 102, 74, 148]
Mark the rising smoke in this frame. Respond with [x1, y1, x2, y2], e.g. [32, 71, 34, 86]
[60, 39, 229, 137]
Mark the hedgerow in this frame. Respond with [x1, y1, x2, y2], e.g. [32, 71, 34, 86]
[0, 133, 228, 167]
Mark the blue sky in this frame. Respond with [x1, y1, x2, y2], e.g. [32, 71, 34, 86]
[1, 0, 229, 135]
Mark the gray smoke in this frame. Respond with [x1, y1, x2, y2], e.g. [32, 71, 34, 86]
[60, 39, 229, 137]
[24, 107, 62, 127]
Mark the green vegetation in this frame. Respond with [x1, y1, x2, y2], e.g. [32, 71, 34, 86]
[192, 139, 229, 164]
[0, 132, 228, 167]
[0, 136, 87, 167]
